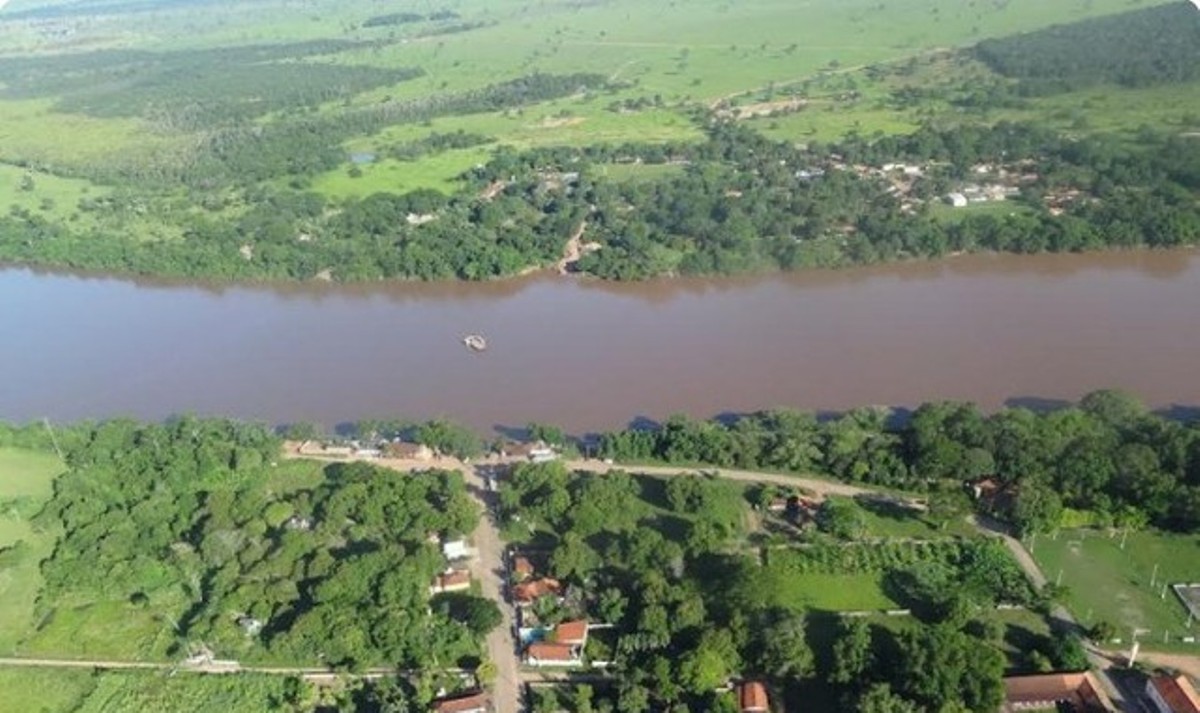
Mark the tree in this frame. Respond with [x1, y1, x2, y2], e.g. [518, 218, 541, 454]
[754, 609, 813, 679]
[830, 617, 873, 684]
[1011, 481, 1063, 536]
[926, 487, 971, 530]
[679, 630, 741, 694]
[817, 498, 866, 540]
[856, 683, 921, 713]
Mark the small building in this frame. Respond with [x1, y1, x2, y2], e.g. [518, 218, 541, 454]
[1146, 674, 1200, 713]
[512, 577, 562, 606]
[946, 192, 968, 208]
[431, 691, 491, 713]
[511, 556, 535, 581]
[430, 570, 472, 595]
[499, 441, 558, 462]
[524, 641, 581, 667]
[552, 619, 589, 647]
[237, 616, 263, 637]
[383, 441, 434, 461]
[1002, 673, 1114, 712]
[738, 681, 770, 713]
[443, 539, 472, 561]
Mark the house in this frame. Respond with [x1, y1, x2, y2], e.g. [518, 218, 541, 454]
[383, 441, 434, 461]
[499, 440, 558, 462]
[512, 577, 562, 605]
[1002, 673, 1114, 712]
[1146, 674, 1200, 713]
[946, 192, 968, 208]
[430, 570, 472, 595]
[552, 619, 589, 647]
[738, 681, 770, 713]
[443, 539, 472, 561]
[511, 555, 535, 581]
[431, 691, 490, 713]
[968, 476, 1018, 514]
[524, 641, 581, 667]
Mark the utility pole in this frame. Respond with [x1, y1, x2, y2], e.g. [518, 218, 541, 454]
[42, 417, 64, 461]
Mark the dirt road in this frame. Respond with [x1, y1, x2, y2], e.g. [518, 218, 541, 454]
[453, 465, 521, 713]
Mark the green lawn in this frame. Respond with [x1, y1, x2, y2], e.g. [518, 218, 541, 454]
[0, 667, 97, 713]
[0, 447, 64, 654]
[1031, 529, 1200, 651]
[763, 570, 899, 612]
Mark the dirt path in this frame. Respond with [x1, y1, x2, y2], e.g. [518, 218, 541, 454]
[556, 222, 592, 275]
[0, 656, 395, 681]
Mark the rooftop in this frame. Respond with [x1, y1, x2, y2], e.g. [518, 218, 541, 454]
[739, 681, 769, 712]
[1003, 673, 1113, 712]
[1150, 675, 1200, 713]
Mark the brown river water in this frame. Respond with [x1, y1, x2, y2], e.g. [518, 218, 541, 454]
[1, 249, 1198, 434]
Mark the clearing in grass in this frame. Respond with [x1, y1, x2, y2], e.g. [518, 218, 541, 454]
[0, 447, 64, 654]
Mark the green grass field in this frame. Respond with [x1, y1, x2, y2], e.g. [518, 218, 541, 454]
[0, 668, 293, 713]
[762, 570, 900, 612]
[0, 0, 1177, 194]
[1031, 529, 1200, 651]
[0, 447, 64, 654]
[0, 667, 97, 713]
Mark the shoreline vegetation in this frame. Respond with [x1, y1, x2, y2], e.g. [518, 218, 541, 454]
[0, 3, 1196, 284]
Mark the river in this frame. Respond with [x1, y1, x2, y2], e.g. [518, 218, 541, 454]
[2, 249, 1197, 434]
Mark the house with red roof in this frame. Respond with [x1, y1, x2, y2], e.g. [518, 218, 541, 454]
[430, 691, 490, 713]
[1147, 674, 1200, 713]
[738, 681, 770, 713]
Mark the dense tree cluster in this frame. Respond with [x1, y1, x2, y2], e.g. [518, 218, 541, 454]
[597, 391, 1200, 534]
[31, 418, 491, 669]
[362, 10, 459, 28]
[974, 4, 1200, 94]
[498, 462, 1066, 712]
[0, 41, 417, 131]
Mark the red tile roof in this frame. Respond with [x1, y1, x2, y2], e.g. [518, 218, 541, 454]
[739, 681, 769, 712]
[431, 691, 489, 713]
[1151, 675, 1200, 713]
[554, 620, 588, 645]
[1003, 673, 1113, 712]
[526, 642, 577, 663]
[432, 570, 471, 592]
[513, 556, 534, 576]
[512, 577, 561, 603]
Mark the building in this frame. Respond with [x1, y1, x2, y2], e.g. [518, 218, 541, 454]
[499, 440, 558, 462]
[552, 619, 589, 646]
[738, 681, 770, 713]
[442, 538, 472, 561]
[430, 570, 472, 595]
[525, 641, 581, 667]
[1002, 673, 1114, 712]
[947, 192, 969, 208]
[511, 555, 535, 581]
[383, 441, 434, 461]
[430, 691, 490, 713]
[1146, 674, 1200, 713]
[512, 577, 562, 605]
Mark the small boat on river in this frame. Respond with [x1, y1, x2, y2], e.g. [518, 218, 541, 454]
[463, 334, 488, 352]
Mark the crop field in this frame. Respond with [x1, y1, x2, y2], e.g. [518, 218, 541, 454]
[1031, 529, 1200, 651]
[0, 447, 63, 654]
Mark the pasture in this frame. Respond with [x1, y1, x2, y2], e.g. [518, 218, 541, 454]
[1031, 529, 1200, 651]
[0, 447, 63, 654]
